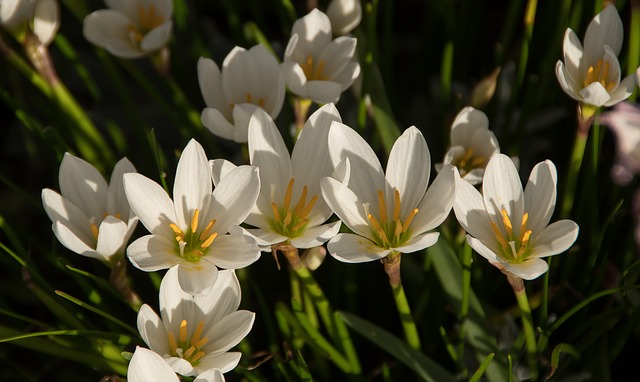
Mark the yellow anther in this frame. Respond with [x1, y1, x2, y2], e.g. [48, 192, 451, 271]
[521, 229, 532, 246]
[191, 351, 205, 363]
[193, 336, 209, 349]
[179, 320, 188, 343]
[393, 189, 401, 222]
[520, 213, 529, 239]
[174, 235, 183, 243]
[199, 219, 216, 241]
[283, 211, 293, 226]
[313, 60, 326, 80]
[200, 232, 218, 249]
[293, 186, 309, 217]
[190, 321, 205, 345]
[271, 202, 281, 221]
[377, 228, 390, 245]
[301, 56, 314, 79]
[377, 190, 387, 223]
[394, 220, 403, 238]
[471, 156, 486, 167]
[168, 332, 178, 354]
[114, 212, 121, 219]
[190, 209, 200, 233]
[490, 220, 509, 248]
[284, 178, 295, 212]
[169, 223, 183, 236]
[460, 148, 474, 165]
[257, 97, 265, 108]
[184, 345, 196, 359]
[245, 93, 253, 104]
[299, 194, 318, 220]
[501, 209, 513, 237]
[90, 224, 99, 240]
[402, 208, 419, 233]
[292, 218, 308, 231]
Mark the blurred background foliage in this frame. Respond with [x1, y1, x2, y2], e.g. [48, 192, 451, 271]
[1, 0, 639, 381]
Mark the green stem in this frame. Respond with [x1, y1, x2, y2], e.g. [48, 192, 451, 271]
[457, 243, 472, 372]
[293, 97, 313, 137]
[507, 275, 538, 380]
[383, 251, 421, 351]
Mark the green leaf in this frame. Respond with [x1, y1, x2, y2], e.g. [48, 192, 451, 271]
[338, 311, 456, 382]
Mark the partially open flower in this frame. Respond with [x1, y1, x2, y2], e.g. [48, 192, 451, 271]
[0, 0, 59, 46]
[326, 0, 362, 36]
[83, 0, 173, 59]
[198, 44, 285, 143]
[281, 8, 360, 104]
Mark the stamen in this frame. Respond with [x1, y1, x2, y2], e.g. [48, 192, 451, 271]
[90, 224, 99, 240]
[191, 209, 200, 233]
[200, 232, 218, 249]
[293, 186, 308, 216]
[271, 202, 281, 221]
[179, 320, 187, 343]
[193, 337, 208, 349]
[394, 220, 403, 238]
[302, 56, 314, 78]
[169, 223, 183, 237]
[191, 351, 205, 363]
[402, 208, 419, 233]
[377, 190, 387, 223]
[284, 178, 295, 212]
[190, 321, 205, 345]
[393, 189, 401, 222]
[490, 221, 509, 248]
[168, 332, 178, 354]
[245, 93, 253, 103]
[114, 213, 121, 219]
[460, 148, 474, 166]
[199, 219, 216, 241]
[299, 194, 318, 219]
[257, 97, 265, 108]
[501, 209, 513, 237]
[367, 213, 383, 232]
[313, 60, 326, 80]
[520, 213, 529, 241]
[283, 211, 293, 226]
[471, 156, 485, 166]
[183, 345, 196, 359]
[291, 218, 308, 231]
[377, 228, 390, 245]
[521, 230, 532, 246]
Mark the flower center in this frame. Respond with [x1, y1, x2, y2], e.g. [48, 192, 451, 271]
[269, 178, 318, 238]
[300, 55, 327, 81]
[453, 148, 486, 177]
[365, 189, 418, 248]
[127, 5, 165, 44]
[169, 209, 218, 261]
[583, 59, 615, 92]
[489, 209, 533, 262]
[167, 319, 208, 366]
[89, 212, 122, 241]
[229, 93, 265, 111]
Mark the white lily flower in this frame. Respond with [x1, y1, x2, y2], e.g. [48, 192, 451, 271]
[453, 154, 579, 280]
[136, 266, 251, 378]
[211, 104, 349, 249]
[41, 153, 138, 263]
[83, 0, 173, 59]
[0, 0, 59, 46]
[128, 346, 225, 382]
[281, 8, 360, 104]
[198, 44, 285, 143]
[320, 123, 457, 263]
[555, 4, 636, 108]
[599, 101, 640, 185]
[326, 0, 362, 36]
[124, 139, 260, 294]
[435, 106, 501, 185]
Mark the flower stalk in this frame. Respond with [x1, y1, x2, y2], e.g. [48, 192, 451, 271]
[382, 251, 421, 351]
[507, 274, 538, 380]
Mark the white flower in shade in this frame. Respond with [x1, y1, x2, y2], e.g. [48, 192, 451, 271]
[41, 153, 138, 263]
[281, 8, 360, 104]
[555, 4, 636, 108]
[599, 101, 640, 185]
[211, 104, 349, 249]
[453, 154, 579, 280]
[124, 139, 260, 294]
[198, 44, 285, 143]
[0, 0, 59, 46]
[436, 106, 500, 185]
[137, 266, 254, 378]
[326, 0, 362, 36]
[128, 346, 224, 382]
[320, 123, 457, 263]
[83, 0, 173, 59]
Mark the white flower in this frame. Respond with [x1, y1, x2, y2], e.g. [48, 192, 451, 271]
[320, 123, 457, 263]
[83, 0, 173, 59]
[124, 139, 260, 294]
[599, 101, 640, 185]
[555, 4, 636, 108]
[41, 153, 138, 263]
[211, 104, 348, 249]
[198, 44, 285, 143]
[128, 346, 225, 382]
[0, 0, 59, 46]
[453, 154, 579, 280]
[137, 266, 253, 378]
[281, 8, 360, 104]
[326, 0, 362, 36]
[436, 106, 501, 185]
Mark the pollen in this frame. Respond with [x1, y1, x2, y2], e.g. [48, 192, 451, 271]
[300, 55, 327, 81]
[365, 188, 418, 248]
[455, 148, 486, 176]
[583, 59, 616, 92]
[169, 209, 218, 261]
[168, 319, 209, 366]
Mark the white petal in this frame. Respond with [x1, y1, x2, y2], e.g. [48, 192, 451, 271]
[59, 152, 108, 222]
[198, 58, 229, 115]
[466, 235, 502, 264]
[178, 261, 219, 295]
[450, 106, 489, 147]
[245, 227, 288, 247]
[386, 126, 430, 219]
[42, 189, 93, 245]
[605, 73, 637, 107]
[304, 80, 343, 104]
[210, 159, 237, 186]
[394, 232, 439, 254]
[327, 233, 391, 263]
[291, 9, 332, 59]
[482, 153, 524, 231]
[204, 310, 255, 353]
[320, 177, 371, 237]
[123, 173, 177, 236]
[318, 36, 357, 81]
[555, 61, 582, 101]
[327, 0, 362, 35]
[531, 220, 579, 258]
[584, 4, 623, 62]
[412, 165, 456, 234]
[137, 304, 170, 355]
[107, 157, 136, 221]
[502, 258, 549, 280]
[209, 165, 260, 233]
[127, 235, 178, 271]
[52, 221, 98, 259]
[579, 81, 610, 107]
[247, 44, 285, 116]
[453, 173, 495, 243]
[194, 368, 225, 382]
[95, 216, 128, 258]
[33, 0, 59, 46]
[248, 108, 291, 194]
[230, 103, 260, 143]
[561, 28, 584, 85]
[165, 357, 195, 376]
[195, 352, 241, 374]
[290, 221, 341, 248]
[83, 10, 144, 58]
[523, 160, 557, 234]
[196, 270, 241, 323]
[206, 230, 261, 269]
[140, 21, 172, 52]
[173, 139, 212, 230]
[127, 347, 179, 382]
[280, 61, 309, 99]
[201, 108, 235, 141]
